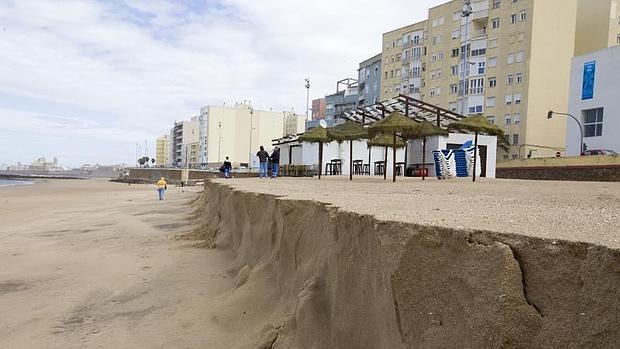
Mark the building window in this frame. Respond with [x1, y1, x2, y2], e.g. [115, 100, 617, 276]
[492, 0, 501, 9]
[583, 108, 604, 137]
[513, 134, 519, 145]
[452, 48, 460, 57]
[488, 57, 498, 67]
[492, 18, 500, 29]
[504, 135, 511, 145]
[489, 38, 498, 48]
[471, 48, 487, 57]
[520, 11, 527, 21]
[489, 77, 497, 88]
[505, 115, 512, 125]
[449, 102, 457, 111]
[516, 73, 523, 84]
[511, 14, 517, 24]
[469, 78, 485, 94]
[452, 30, 460, 39]
[516, 51, 525, 63]
[451, 65, 459, 76]
[450, 84, 458, 94]
[507, 53, 515, 64]
[507, 74, 514, 84]
[487, 116, 496, 124]
[514, 93, 522, 104]
[469, 105, 483, 114]
[487, 96, 496, 107]
[514, 114, 521, 124]
[505, 95, 513, 104]
[477, 62, 486, 75]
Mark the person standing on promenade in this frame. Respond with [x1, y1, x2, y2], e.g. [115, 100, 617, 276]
[156, 177, 167, 200]
[220, 156, 232, 179]
[270, 147, 280, 179]
[256, 146, 269, 179]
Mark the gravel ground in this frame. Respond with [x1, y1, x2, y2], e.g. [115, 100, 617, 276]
[214, 177, 620, 249]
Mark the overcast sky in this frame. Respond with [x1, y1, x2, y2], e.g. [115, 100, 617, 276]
[0, 0, 445, 167]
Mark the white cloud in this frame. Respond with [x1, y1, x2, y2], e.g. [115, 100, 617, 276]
[0, 0, 444, 167]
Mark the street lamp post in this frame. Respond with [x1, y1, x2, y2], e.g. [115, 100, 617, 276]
[248, 106, 254, 170]
[548, 111, 584, 155]
[460, 0, 472, 115]
[305, 78, 311, 121]
[217, 121, 222, 162]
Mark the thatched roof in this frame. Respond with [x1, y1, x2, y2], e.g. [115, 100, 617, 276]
[368, 111, 419, 138]
[402, 120, 449, 139]
[367, 133, 406, 148]
[327, 121, 368, 142]
[447, 115, 509, 150]
[298, 126, 332, 143]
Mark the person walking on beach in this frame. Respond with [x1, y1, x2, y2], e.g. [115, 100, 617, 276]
[220, 156, 232, 179]
[256, 146, 269, 179]
[270, 147, 280, 179]
[156, 177, 167, 200]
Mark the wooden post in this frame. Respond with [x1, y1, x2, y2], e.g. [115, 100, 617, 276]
[422, 137, 427, 180]
[436, 108, 441, 128]
[318, 142, 323, 180]
[349, 140, 353, 181]
[404, 141, 408, 176]
[368, 147, 371, 175]
[392, 132, 397, 183]
[383, 146, 388, 180]
[473, 131, 478, 182]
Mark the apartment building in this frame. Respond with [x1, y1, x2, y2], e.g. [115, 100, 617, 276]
[155, 135, 170, 167]
[325, 79, 359, 122]
[381, 20, 428, 101]
[358, 54, 382, 107]
[311, 98, 326, 120]
[382, 0, 581, 159]
[169, 117, 199, 167]
[199, 104, 305, 168]
[575, 0, 620, 56]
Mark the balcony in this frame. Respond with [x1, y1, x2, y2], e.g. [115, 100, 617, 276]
[472, 28, 487, 39]
[472, 9, 488, 21]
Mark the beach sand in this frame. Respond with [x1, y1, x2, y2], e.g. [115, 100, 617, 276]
[0, 179, 236, 348]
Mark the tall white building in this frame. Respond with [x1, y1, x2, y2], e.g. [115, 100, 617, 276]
[198, 103, 305, 168]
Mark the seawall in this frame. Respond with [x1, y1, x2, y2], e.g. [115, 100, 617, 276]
[195, 180, 619, 348]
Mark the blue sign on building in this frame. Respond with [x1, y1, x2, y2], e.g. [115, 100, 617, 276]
[582, 61, 596, 100]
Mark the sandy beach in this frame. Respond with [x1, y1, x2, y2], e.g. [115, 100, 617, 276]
[0, 179, 236, 348]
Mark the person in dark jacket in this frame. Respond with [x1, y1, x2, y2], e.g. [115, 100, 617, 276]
[256, 146, 269, 178]
[220, 156, 232, 178]
[270, 147, 280, 179]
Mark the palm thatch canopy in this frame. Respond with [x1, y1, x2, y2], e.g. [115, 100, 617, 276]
[367, 133, 406, 148]
[447, 115, 509, 150]
[298, 126, 332, 144]
[402, 120, 449, 139]
[368, 111, 419, 138]
[327, 121, 368, 142]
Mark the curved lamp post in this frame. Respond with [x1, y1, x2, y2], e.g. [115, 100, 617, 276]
[548, 111, 583, 155]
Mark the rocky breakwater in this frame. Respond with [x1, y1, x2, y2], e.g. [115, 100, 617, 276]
[192, 180, 619, 349]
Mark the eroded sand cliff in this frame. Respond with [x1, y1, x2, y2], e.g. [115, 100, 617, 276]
[193, 179, 619, 348]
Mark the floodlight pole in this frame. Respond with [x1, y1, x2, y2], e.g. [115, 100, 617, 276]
[460, 0, 472, 116]
[305, 78, 311, 121]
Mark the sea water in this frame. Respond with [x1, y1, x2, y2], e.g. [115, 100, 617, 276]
[0, 179, 33, 187]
